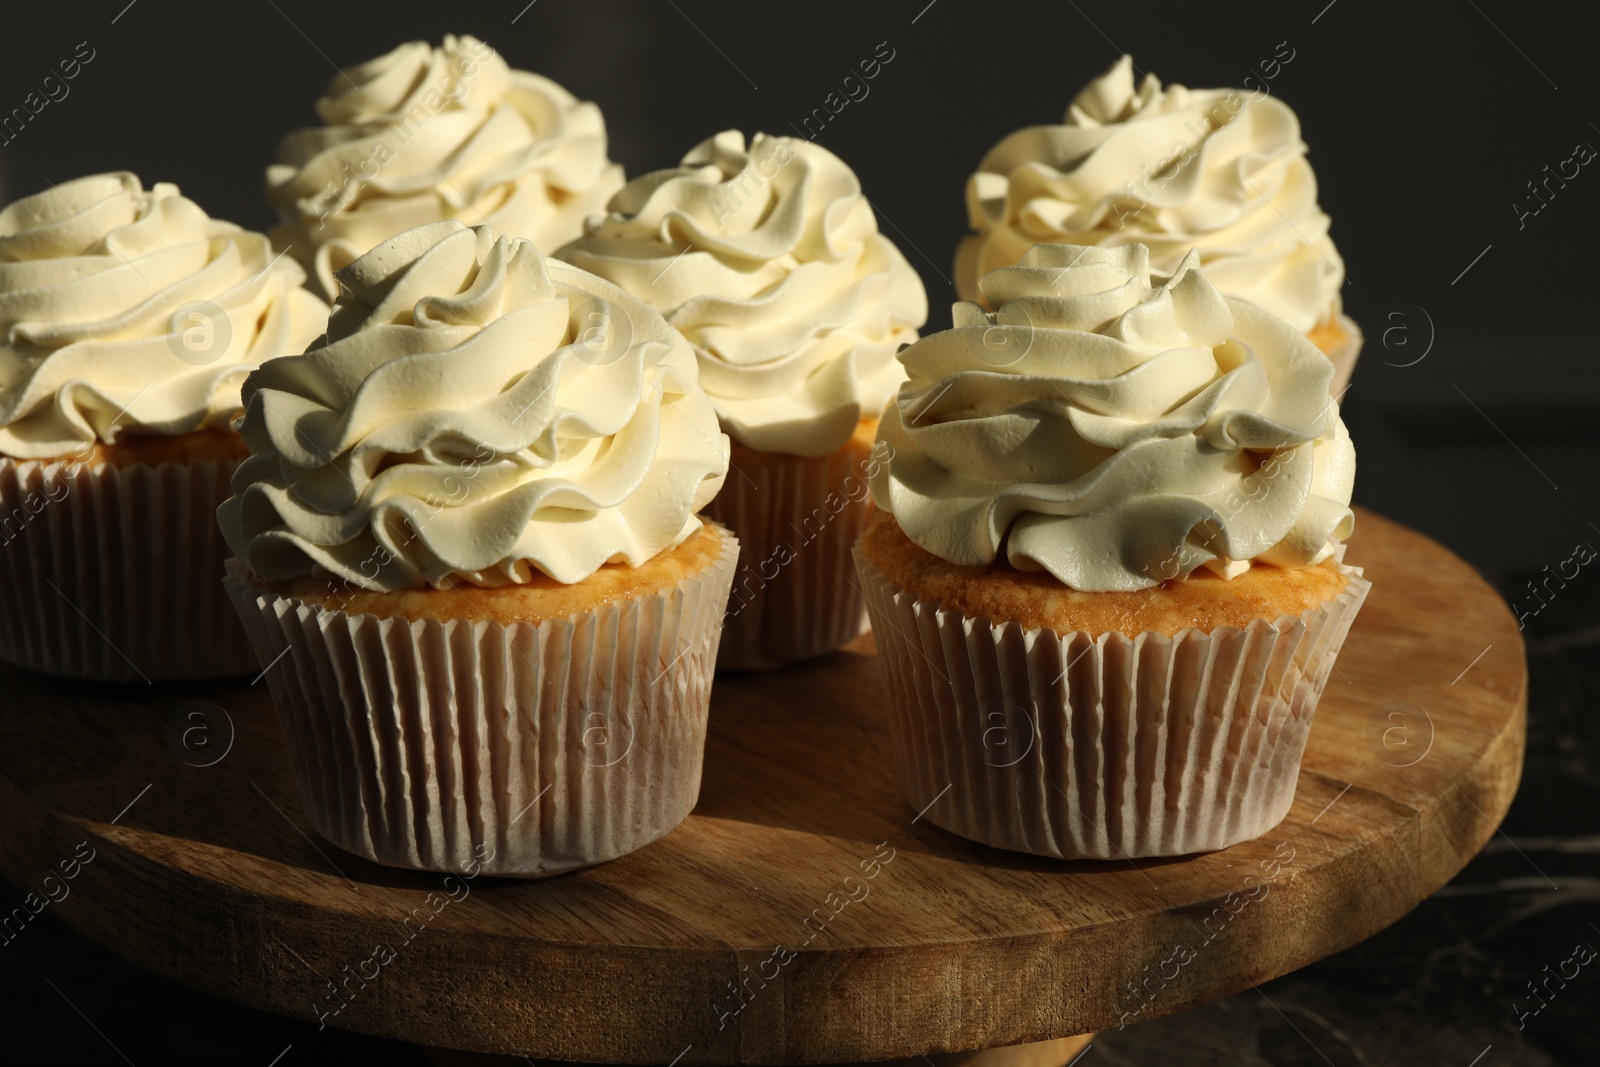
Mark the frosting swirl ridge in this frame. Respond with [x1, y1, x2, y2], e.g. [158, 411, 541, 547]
[0, 172, 328, 459]
[871, 243, 1354, 592]
[559, 130, 927, 456]
[956, 54, 1343, 334]
[268, 35, 625, 299]
[220, 221, 729, 591]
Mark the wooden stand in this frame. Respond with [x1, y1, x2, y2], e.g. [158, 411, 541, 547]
[0, 510, 1526, 1063]
[421, 1035, 1098, 1067]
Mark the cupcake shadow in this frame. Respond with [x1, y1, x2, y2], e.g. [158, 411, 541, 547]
[0, 668, 494, 893]
[694, 638, 1258, 875]
[692, 641, 914, 852]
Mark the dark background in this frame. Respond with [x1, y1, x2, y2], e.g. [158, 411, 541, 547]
[2, 2, 1597, 1065]
[1, 0, 1597, 575]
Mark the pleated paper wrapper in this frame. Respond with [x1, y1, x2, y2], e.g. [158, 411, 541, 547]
[221, 529, 740, 878]
[703, 446, 873, 671]
[855, 549, 1371, 860]
[0, 456, 255, 682]
[1324, 313, 1363, 398]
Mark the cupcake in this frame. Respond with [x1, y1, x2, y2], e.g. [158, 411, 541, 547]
[559, 130, 927, 670]
[219, 221, 736, 877]
[857, 242, 1369, 859]
[955, 55, 1360, 393]
[0, 172, 328, 681]
[267, 34, 625, 299]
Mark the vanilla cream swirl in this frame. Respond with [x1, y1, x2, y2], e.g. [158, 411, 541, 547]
[872, 243, 1355, 592]
[0, 172, 328, 459]
[558, 129, 927, 456]
[268, 35, 624, 299]
[220, 221, 729, 591]
[957, 55, 1343, 334]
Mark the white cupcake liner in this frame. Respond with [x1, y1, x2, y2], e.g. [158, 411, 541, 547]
[1323, 313, 1363, 397]
[855, 548, 1371, 859]
[0, 454, 254, 682]
[221, 529, 740, 878]
[703, 447, 874, 671]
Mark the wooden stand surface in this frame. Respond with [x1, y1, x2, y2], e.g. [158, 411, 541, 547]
[0, 509, 1526, 1063]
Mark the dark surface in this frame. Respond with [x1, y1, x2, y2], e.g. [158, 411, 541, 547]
[3, 554, 1590, 1067]
[1, 1, 1597, 1064]
[1089, 563, 1600, 1067]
